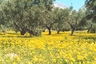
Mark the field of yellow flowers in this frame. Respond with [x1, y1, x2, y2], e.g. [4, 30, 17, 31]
[0, 31, 96, 64]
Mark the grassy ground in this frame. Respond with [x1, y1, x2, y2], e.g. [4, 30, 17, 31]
[0, 31, 96, 64]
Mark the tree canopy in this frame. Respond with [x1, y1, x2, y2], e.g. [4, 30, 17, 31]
[85, 0, 96, 22]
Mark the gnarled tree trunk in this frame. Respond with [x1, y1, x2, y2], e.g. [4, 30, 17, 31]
[48, 27, 51, 35]
[20, 28, 26, 35]
[46, 25, 51, 35]
[57, 28, 60, 34]
[70, 28, 75, 36]
[57, 30, 60, 34]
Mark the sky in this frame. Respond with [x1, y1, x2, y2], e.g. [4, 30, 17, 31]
[55, 0, 86, 10]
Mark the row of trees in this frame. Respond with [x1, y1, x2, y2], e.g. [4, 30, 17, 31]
[0, 0, 96, 36]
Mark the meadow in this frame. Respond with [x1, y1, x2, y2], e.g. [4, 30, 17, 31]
[0, 31, 96, 64]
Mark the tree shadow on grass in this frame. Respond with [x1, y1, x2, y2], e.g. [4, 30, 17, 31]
[0, 35, 34, 38]
[83, 36, 96, 41]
